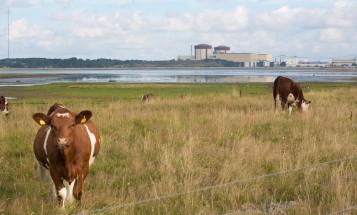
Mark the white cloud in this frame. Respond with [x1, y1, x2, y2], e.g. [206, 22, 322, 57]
[150, 6, 248, 33]
[319, 28, 343, 42]
[48, 5, 249, 36]
[334, 0, 353, 8]
[10, 19, 52, 40]
[7, 0, 45, 8]
[195, 6, 248, 32]
[53, 0, 72, 3]
[150, 12, 194, 32]
[249, 0, 357, 58]
[255, 2, 356, 30]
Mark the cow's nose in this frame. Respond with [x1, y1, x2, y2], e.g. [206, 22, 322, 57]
[57, 138, 68, 145]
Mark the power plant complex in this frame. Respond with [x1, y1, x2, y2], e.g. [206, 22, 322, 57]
[178, 43, 272, 67]
[178, 43, 357, 68]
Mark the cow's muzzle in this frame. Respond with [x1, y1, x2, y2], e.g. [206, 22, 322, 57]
[57, 138, 70, 149]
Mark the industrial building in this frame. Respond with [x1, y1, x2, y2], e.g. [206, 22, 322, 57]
[177, 43, 357, 68]
[285, 58, 330, 67]
[194, 44, 213, 60]
[212, 53, 272, 67]
[177, 43, 272, 67]
[331, 58, 357, 67]
[283, 57, 357, 68]
[214, 45, 230, 53]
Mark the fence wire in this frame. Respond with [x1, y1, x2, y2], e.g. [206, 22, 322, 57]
[328, 205, 357, 215]
[74, 155, 357, 215]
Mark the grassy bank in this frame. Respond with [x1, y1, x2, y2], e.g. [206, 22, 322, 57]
[2, 82, 355, 102]
[0, 83, 356, 214]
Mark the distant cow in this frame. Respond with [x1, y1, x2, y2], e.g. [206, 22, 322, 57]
[142, 93, 155, 104]
[273, 76, 311, 115]
[33, 104, 101, 207]
[0, 96, 9, 116]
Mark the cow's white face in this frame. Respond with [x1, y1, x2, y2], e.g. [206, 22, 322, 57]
[287, 93, 298, 107]
[51, 111, 76, 149]
[287, 93, 295, 102]
[301, 100, 311, 112]
[33, 109, 92, 149]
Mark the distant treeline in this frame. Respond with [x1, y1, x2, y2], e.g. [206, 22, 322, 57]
[0, 57, 243, 68]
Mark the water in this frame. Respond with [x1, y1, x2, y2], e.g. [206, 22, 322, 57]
[0, 69, 356, 86]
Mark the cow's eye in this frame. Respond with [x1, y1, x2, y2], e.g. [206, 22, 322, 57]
[70, 124, 75, 129]
[50, 124, 56, 129]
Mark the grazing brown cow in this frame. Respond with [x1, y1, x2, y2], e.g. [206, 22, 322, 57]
[33, 104, 101, 207]
[0, 96, 9, 116]
[142, 93, 155, 104]
[273, 76, 311, 115]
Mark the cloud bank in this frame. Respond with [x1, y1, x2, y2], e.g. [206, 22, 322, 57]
[0, 0, 356, 60]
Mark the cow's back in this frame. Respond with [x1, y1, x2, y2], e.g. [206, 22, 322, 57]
[142, 93, 154, 103]
[274, 76, 289, 99]
[273, 76, 302, 100]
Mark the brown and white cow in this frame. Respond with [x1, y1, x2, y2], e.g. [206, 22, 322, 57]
[273, 76, 311, 115]
[142, 93, 155, 104]
[0, 96, 9, 116]
[33, 103, 101, 207]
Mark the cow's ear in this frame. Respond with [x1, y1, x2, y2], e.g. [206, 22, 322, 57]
[33, 113, 50, 126]
[0, 96, 5, 104]
[75, 110, 92, 124]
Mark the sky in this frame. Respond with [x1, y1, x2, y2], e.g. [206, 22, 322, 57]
[0, 0, 356, 61]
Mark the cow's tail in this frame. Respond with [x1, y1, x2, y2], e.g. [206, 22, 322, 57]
[274, 76, 281, 113]
[37, 163, 56, 198]
[37, 163, 47, 180]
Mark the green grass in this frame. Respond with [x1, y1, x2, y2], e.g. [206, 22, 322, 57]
[3, 82, 355, 102]
[0, 82, 356, 214]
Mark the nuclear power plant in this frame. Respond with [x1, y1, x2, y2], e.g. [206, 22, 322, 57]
[178, 43, 272, 67]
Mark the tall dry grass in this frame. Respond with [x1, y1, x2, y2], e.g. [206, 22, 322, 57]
[0, 87, 356, 214]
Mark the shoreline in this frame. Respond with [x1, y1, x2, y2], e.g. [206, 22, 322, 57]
[1, 67, 356, 86]
[1, 66, 357, 72]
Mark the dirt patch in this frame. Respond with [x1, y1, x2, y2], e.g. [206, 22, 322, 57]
[0, 87, 82, 100]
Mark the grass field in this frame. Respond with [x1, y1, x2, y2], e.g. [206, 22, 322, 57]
[0, 82, 356, 214]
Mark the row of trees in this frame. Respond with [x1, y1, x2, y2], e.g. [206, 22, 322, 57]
[0, 58, 244, 68]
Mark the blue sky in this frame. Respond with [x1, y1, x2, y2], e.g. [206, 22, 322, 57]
[0, 0, 356, 60]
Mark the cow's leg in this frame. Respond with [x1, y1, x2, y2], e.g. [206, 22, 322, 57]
[37, 163, 46, 180]
[73, 165, 89, 202]
[49, 169, 66, 208]
[46, 168, 57, 199]
[281, 101, 286, 112]
[288, 103, 293, 115]
[38, 163, 56, 199]
[65, 180, 76, 204]
[274, 94, 280, 113]
[49, 176, 57, 199]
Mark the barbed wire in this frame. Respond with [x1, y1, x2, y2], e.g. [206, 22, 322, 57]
[328, 205, 357, 215]
[74, 155, 357, 215]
